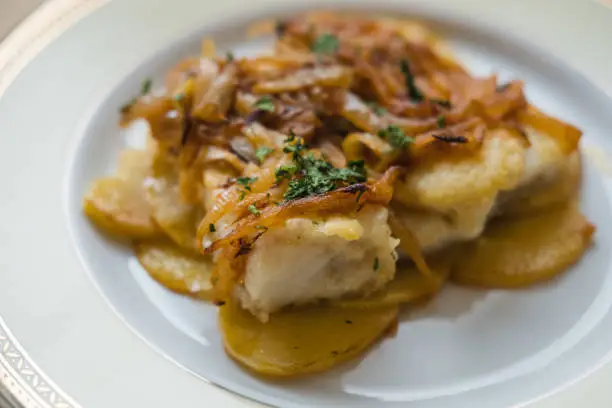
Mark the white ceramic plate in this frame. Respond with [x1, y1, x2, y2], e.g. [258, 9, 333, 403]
[2, 1, 612, 407]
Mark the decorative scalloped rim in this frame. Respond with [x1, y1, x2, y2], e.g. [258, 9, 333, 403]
[0, 2, 108, 406]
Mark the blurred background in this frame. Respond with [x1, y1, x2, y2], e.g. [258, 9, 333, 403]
[0, 0, 44, 39]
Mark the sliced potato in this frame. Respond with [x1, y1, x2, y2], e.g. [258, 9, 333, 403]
[334, 258, 450, 309]
[146, 177, 203, 253]
[83, 150, 159, 238]
[146, 155, 203, 253]
[134, 240, 213, 298]
[220, 301, 398, 377]
[451, 203, 594, 288]
[116, 149, 154, 180]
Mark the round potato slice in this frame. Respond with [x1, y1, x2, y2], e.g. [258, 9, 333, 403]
[334, 258, 450, 309]
[134, 240, 213, 298]
[146, 177, 203, 253]
[220, 301, 398, 377]
[394, 129, 526, 211]
[145, 153, 204, 253]
[84, 178, 158, 238]
[451, 203, 594, 288]
[83, 149, 159, 238]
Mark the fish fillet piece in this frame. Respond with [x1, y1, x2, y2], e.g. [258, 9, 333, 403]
[393, 124, 580, 253]
[392, 197, 496, 253]
[497, 128, 581, 215]
[235, 206, 399, 320]
[395, 129, 526, 212]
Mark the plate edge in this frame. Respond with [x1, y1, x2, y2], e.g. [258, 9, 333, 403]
[0, 1, 107, 406]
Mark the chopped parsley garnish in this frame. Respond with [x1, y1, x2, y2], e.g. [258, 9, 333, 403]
[377, 125, 414, 149]
[312, 33, 339, 55]
[255, 146, 274, 163]
[238, 190, 246, 201]
[436, 115, 446, 128]
[254, 95, 275, 112]
[140, 78, 152, 95]
[275, 137, 367, 201]
[367, 101, 387, 116]
[275, 163, 299, 179]
[399, 60, 424, 102]
[373, 257, 379, 271]
[248, 204, 261, 216]
[208, 223, 216, 233]
[226, 51, 235, 62]
[120, 78, 152, 113]
[236, 176, 257, 191]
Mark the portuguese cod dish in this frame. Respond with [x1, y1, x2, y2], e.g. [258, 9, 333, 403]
[83, 12, 594, 376]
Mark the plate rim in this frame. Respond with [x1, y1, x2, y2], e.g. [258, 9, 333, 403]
[1, 1, 612, 407]
[0, 2, 108, 407]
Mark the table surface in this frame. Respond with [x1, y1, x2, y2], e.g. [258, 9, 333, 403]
[0, 0, 44, 40]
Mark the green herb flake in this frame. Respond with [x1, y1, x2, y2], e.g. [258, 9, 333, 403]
[275, 163, 299, 180]
[208, 223, 216, 233]
[226, 51, 235, 62]
[436, 115, 446, 129]
[399, 60, 424, 102]
[285, 131, 297, 143]
[366, 101, 387, 116]
[254, 95, 275, 113]
[248, 204, 261, 216]
[373, 257, 379, 271]
[238, 190, 246, 201]
[140, 78, 153, 95]
[377, 125, 414, 150]
[312, 33, 339, 55]
[236, 176, 257, 191]
[121, 78, 152, 113]
[277, 138, 367, 202]
[255, 146, 274, 163]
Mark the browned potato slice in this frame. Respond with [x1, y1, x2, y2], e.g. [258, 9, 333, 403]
[83, 150, 159, 238]
[451, 203, 594, 288]
[146, 178, 203, 253]
[134, 240, 213, 298]
[116, 149, 153, 179]
[145, 155, 203, 253]
[220, 301, 398, 377]
[334, 258, 450, 309]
